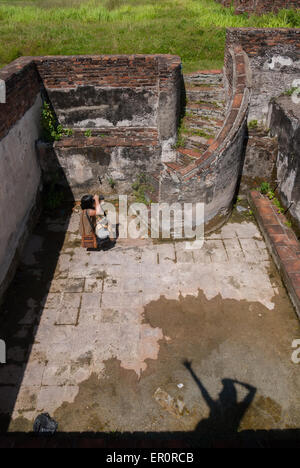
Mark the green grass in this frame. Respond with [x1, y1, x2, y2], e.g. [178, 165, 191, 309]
[0, 0, 299, 71]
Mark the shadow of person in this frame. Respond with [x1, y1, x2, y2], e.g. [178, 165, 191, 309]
[183, 360, 256, 444]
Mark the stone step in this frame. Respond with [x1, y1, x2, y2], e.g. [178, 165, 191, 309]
[181, 124, 215, 139]
[184, 70, 223, 86]
[177, 147, 203, 161]
[184, 115, 224, 130]
[185, 122, 219, 137]
[186, 104, 225, 120]
[165, 161, 186, 171]
[182, 138, 210, 152]
[185, 87, 225, 103]
[161, 70, 226, 184]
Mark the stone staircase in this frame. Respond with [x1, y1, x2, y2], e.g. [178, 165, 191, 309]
[168, 70, 226, 174]
[150, 70, 226, 197]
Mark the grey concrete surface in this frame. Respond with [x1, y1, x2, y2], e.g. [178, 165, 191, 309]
[0, 208, 299, 435]
[0, 94, 42, 295]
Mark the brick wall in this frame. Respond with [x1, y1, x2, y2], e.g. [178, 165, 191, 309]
[0, 58, 42, 141]
[216, 0, 300, 15]
[226, 28, 300, 122]
[35, 54, 180, 89]
[0, 54, 181, 142]
[226, 28, 300, 58]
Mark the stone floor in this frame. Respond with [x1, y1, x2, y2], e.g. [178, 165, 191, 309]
[0, 205, 300, 440]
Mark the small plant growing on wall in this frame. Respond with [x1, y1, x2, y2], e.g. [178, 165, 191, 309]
[41, 101, 59, 142]
[259, 181, 285, 214]
[259, 181, 271, 194]
[248, 120, 258, 129]
[41, 101, 73, 142]
[63, 128, 73, 137]
[132, 173, 154, 205]
[84, 129, 92, 137]
[107, 177, 116, 189]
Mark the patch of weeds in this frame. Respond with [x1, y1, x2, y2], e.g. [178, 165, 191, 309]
[283, 87, 298, 96]
[248, 119, 258, 129]
[259, 181, 285, 214]
[200, 115, 211, 122]
[272, 197, 284, 214]
[174, 133, 186, 148]
[132, 173, 154, 205]
[184, 127, 214, 139]
[41, 101, 73, 142]
[174, 118, 187, 148]
[184, 111, 194, 119]
[107, 177, 116, 189]
[259, 181, 272, 194]
[84, 129, 92, 137]
[63, 128, 73, 137]
[284, 220, 292, 228]
[278, 8, 300, 27]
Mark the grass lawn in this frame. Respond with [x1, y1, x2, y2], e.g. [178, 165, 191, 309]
[0, 0, 299, 72]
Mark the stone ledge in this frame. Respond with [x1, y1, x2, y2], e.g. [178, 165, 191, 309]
[249, 190, 300, 320]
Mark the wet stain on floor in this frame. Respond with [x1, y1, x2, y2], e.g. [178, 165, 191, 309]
[11, 286, 298, 437]
[1, 208, 300, 443]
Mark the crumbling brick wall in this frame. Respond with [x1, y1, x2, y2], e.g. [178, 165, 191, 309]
[34, 54, 182, 197]
[226, 28, 300, 123]
[215, 0, 300, 15]
[0, 58, 41, 140]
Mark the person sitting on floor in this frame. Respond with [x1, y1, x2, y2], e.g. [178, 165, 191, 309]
[79, 194, 112, 250]
[79, 194, 97, 242]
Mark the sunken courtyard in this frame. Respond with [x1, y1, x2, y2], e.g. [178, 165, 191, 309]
[0, 27, 300, 446]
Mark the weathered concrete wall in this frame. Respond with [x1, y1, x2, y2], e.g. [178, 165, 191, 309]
[35, 55, 181, 196]
[0, 95, 42, 299]
[46, 86, 158, 128]
[242, 126, 278, 179]
[0, 58, 42, 300]
[268, 95, 300, 229]
[215, 0, 300, 15]
[38, 128, 162, 197]
[37, 54, 181, 153]
[226, 28, 300, 123]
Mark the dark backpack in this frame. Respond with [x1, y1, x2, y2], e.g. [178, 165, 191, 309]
[33, 413, 58, 434]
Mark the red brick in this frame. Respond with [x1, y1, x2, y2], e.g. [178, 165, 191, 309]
[250, 190, 260, 200]
[269, 233, 289, 245]
[232, 93, 243, 108]
[265, 224, 285, 235]
[290, 274, 300, 294]
[276, 245, 298, 261]
[283, 259, 300, 274]
[257, 204, 275, 217]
